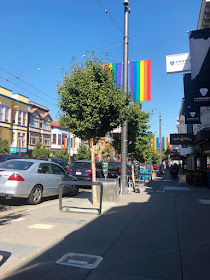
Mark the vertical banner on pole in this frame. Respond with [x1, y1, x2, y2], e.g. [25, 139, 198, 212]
[153, 137, 159, 149]
[130, 60, 151, 101]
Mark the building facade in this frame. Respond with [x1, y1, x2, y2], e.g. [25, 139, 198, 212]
[28, 101, 52, 157]
[0, 86, 29, 154]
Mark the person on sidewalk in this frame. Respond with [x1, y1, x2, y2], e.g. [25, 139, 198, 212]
[169, 165, 174, 179]
[173, 163, 179, 180]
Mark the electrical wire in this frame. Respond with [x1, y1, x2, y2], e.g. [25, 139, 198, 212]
[0, 76, 57, 108]
[96, 0, 123, 34]
[0, 67, 55, 101]
[18, 43, 123, 76]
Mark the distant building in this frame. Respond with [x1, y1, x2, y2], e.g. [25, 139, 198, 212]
[0, 86, 29, 154]
[27, 101, 52, 157]
[51, 120, 81, 157]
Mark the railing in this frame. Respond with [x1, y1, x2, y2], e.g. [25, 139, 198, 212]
[59, 181, 103, 215]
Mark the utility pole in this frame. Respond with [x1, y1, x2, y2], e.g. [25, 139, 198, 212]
[159, 113, 162, 166]
[68, 131, 71, 165]
[121, 0, 129, 195]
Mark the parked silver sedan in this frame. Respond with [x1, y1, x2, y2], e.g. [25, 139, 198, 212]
[0, 159, 78, 204]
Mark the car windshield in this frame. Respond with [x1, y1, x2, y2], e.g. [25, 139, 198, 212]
[71, 162, 91, 169]
[0, 160, 34, 170]
[108, 162, 121, 167]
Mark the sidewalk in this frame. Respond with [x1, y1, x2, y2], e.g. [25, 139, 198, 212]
[1, 171, 210, 279]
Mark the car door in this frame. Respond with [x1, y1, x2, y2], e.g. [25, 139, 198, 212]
[51, 163, 66, 194]
[37, 162, 57, 196]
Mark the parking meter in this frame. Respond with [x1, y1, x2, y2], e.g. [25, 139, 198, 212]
[102, 162, 108, 178]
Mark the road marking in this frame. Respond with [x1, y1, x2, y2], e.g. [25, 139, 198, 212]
[29, 223, 55, 229]
[199, 199, 210, 204]
[13, 217, 26, 222]
[0, 210, 25, 219]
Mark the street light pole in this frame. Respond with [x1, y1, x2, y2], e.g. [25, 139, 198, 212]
[152, 109, 162, 166]
[121, 0, 129, 195]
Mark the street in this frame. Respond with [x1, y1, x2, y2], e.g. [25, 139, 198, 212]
[1, 172, 210, 279]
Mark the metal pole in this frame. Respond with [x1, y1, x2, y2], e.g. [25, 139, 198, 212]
[121, 0, 129, 195]
[68, 131, 71, 166]
[19, 135, 21, 157]
[159, 113, 162, 166]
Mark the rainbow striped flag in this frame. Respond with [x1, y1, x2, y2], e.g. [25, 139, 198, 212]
[103, 63, 122, 88]
[130, 60, 151, 101]
[162, 137, 168, 150]
[153, 137, 159, 149]
[64, 138, 69, 148]
[71, 138, 75, 148]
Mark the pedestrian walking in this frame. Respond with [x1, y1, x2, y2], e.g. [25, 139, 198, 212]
[169, 165, 173, 179]
[173, 164, 179, 180]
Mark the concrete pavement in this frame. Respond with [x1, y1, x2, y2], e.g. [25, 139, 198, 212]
[1, 171, 210, 279]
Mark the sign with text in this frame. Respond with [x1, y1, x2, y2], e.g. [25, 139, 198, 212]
[184, 101, 200, 124]
[170, 134, 194, 145]
[166, 53, 191, 74]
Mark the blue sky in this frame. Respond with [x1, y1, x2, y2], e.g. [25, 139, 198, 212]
[1, 0, 201, 139]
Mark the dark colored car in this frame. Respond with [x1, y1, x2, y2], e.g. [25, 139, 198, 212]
[68, 160, 104, 181]
[0, 154, 22, 164]
[48, 158, 69, 170]
[107, 161, 121, 178]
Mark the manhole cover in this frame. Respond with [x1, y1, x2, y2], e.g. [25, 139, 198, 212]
[56, 253, 103, 269]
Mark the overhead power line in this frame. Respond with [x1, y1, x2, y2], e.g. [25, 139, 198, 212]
[0, 76, 57, 108]
[18, 43, 123, 76]
[96, 0, 123, 34]
[0, 67, 55, 101]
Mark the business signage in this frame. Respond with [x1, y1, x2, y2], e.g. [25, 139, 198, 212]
[170, 134, 194, 145]
[184, 101, 200, 124]
[188, 28, 210, 106]
[166, 53, 191, 74]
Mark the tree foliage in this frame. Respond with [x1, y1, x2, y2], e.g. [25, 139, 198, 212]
[0, 137, 10, 154]
[55, 148, 69, 161]
[111, 102, 154, 163]
[75, 143, 91, 160]
[57, 53, 129, 142]
[32, 142, 49, 159]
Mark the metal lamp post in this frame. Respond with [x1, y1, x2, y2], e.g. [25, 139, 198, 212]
[152, 109, 162, 166]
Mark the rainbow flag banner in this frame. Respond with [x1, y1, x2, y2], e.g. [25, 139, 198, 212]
[153, 137, 159, 149]
[130, 60, 151, 101]
[64, 138, 69, 148]
[71, 138, 76, 148]
[103, 63, 122, 88]
[162, 137, 168, 150]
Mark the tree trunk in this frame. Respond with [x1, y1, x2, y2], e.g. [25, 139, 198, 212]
[91, 138, 97, 206]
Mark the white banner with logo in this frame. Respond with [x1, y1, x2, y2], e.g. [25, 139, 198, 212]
[166, 53, 191, 74]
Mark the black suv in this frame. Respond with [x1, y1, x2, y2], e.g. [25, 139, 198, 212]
[68, 160, 104, 181]
[48, 158, 69, 170]
[0, 154, 22, 164]
[107, 161, 121, 178]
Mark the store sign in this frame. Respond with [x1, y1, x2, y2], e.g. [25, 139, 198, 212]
[166, 53, 191, 74]
[188, 28, 210, 106]
[184, 101, 200, 124]
[170, 134, 194, 145]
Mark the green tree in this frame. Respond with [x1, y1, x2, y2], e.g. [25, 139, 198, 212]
[55, 148, 69, 161]
[57, 53, 128, 204]
[0, 137, 10, 154]
[32, 142, 49, 159]
[111, 102, 153, 163]
[75, 143, 91, 160]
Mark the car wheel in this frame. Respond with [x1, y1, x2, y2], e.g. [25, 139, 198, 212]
[28, 185, 43, 205]
[68, 185, 79, 197]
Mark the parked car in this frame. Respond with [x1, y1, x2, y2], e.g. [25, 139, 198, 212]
[107, 161, 121, 178]
[48, 157, 69, 170]
[108, 161, 132, 179]
[68, 160, 104, 181]
[0, 159, 78, 204]
[0, 154, 22, 164]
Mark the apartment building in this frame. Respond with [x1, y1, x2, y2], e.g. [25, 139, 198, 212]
[27, 101, 52, 157]
[0, 86, 29, 154]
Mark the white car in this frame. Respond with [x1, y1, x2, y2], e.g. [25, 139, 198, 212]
[0, 159, 78, 204]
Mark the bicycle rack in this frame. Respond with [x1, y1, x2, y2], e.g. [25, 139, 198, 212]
[59, 181, 103, 215]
